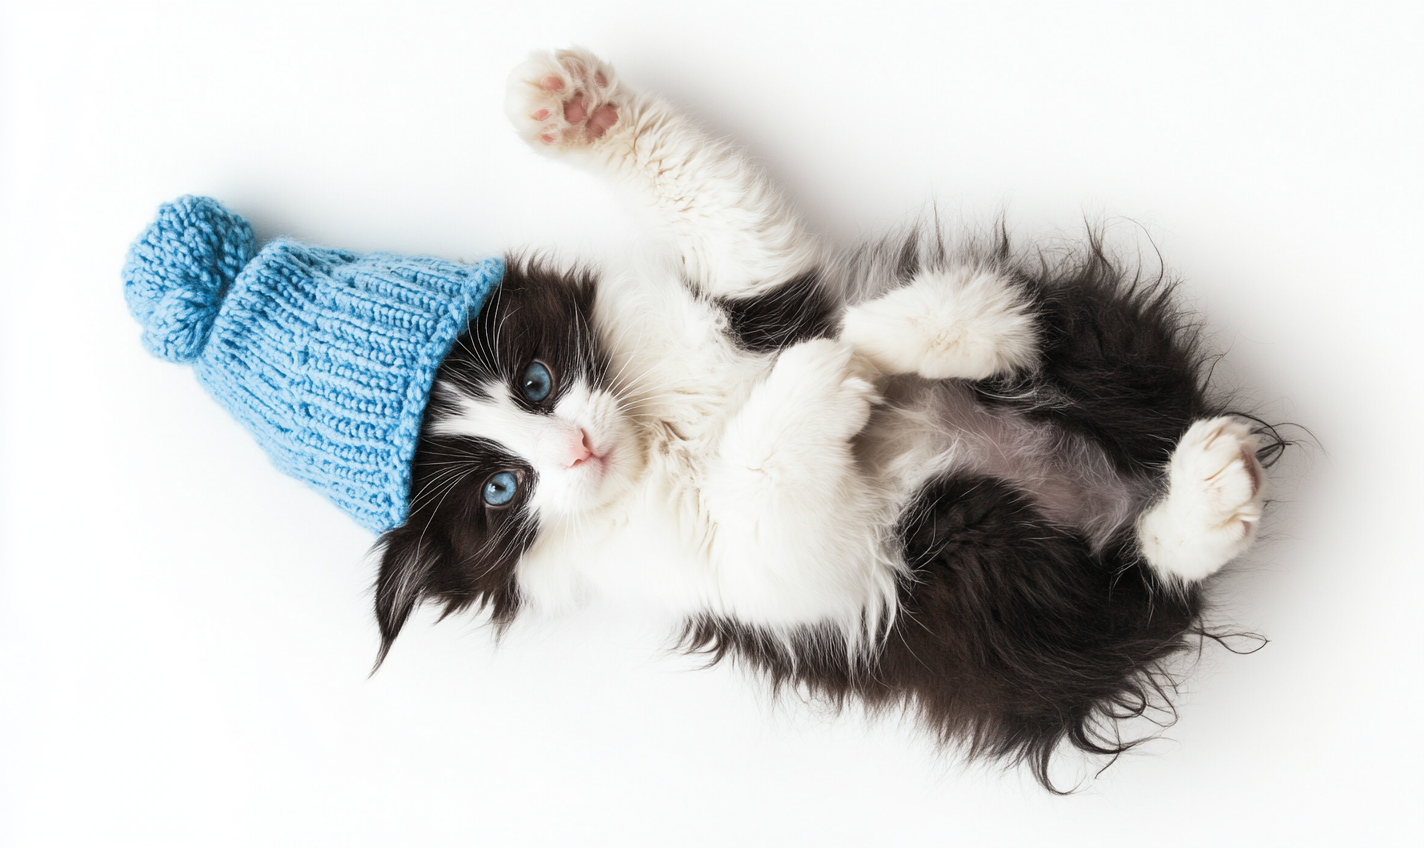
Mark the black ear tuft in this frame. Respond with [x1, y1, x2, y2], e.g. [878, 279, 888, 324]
[371, 528, 441, 673]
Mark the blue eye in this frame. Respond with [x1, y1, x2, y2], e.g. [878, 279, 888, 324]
[482, 471, 519, 506]
[520, 361, 553, 403]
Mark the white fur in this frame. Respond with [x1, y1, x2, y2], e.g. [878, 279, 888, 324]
[1137, 417, 1268, 583]
[702, 339, 895, 631]
[841, 266, 1038, 380]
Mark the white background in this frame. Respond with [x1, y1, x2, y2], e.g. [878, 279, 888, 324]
[2, 2, 1421, 845]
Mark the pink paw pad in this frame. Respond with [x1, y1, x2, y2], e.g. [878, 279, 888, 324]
[563, 93, 588, 124]
[518, 52, 621, 147]
[554, 86, 619, 142]
[587, 104, 618, 139]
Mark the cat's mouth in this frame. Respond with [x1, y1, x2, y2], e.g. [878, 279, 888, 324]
[545, 443, 626, 517]
[555, 427, 615, 484]
[571, 442, 615, 481]
[569, 450, 604, 470]
[551, 424, 614, 475]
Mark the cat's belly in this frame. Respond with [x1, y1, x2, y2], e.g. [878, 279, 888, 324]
[862, 377, 1149, 550]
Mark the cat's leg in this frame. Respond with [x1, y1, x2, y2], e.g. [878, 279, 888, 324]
[881, 471, 1202, 790]
[1137, 417, 1267, 583]
[840, 265, 1038, 380]
[701, 339, 895, 628]
[964, 262, 1273, 580]
[506, 48, 818, 297]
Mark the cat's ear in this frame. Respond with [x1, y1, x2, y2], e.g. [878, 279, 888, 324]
[371, 527, 442, 672]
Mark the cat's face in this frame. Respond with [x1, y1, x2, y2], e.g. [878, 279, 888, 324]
[372, 260, 636, 666]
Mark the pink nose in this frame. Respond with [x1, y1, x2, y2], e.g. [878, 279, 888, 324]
[561, 429, 594, 468]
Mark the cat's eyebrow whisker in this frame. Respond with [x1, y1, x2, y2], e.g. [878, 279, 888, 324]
[492, 306, 522, 374]
[410, 471, 467, 508]
[411, 461, 486, 514]
[412, 463, 484, 553]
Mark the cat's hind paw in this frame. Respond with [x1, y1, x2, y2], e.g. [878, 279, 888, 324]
[507, 48, 623, 152]
[1138, 417, 1268, 583]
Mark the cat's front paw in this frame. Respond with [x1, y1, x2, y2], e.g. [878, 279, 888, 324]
[1138, 417, 1268, 583]
[506, 48, 623, 152]
[714, 339, 878, 509]
[766, 339, 879, 443]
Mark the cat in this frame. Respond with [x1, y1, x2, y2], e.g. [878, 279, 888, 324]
[372, 47, 1277, 790]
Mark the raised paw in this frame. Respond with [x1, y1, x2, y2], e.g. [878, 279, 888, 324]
[840, 266, 1038, 381]
[506, 48, 623, 152]
[1138, 417, 1269, 583]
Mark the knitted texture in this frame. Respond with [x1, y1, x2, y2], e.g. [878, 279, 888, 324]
[124, 196, 504, 532]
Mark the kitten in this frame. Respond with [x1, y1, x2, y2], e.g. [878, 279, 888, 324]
[373, 48, 1276, 790]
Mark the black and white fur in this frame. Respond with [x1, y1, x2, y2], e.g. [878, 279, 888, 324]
[374, 48, 1276, 790]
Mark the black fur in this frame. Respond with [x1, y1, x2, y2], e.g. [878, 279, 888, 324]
[976, 237, 1216, 473]
[432, 258, 606, 410]
[372, 257, 605, 668]
[717, 270, 839, 353]
[680, 475, 1197, 793]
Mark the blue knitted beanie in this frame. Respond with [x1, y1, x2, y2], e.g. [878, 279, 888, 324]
[124, 196, 503, 533]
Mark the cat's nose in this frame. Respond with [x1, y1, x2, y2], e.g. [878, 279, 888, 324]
[561, 429, 594, 468]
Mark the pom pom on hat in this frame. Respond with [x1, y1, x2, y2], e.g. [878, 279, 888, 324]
[123, 196, 503, 532]
[123, 196, 256, 363]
